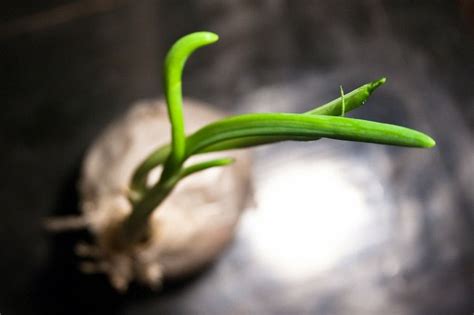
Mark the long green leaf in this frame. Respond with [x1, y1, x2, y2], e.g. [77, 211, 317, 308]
[198, 78, 387, 152]
[186, 113, 435, 156]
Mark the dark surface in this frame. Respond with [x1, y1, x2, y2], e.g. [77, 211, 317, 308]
[0, 1, 473, 314]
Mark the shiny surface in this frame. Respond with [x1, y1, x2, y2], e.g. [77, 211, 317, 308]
[0, 1, 473, 314]
[124, 78, 473, 314]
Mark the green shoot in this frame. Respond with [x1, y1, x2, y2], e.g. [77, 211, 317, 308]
[185, 113, 435, 157]
[121, 31, 436, 245]
[129, 77, 387, 193]
[163, 32, 219, 171]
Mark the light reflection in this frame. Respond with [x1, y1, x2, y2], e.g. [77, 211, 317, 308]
[240, 153, 390, 282]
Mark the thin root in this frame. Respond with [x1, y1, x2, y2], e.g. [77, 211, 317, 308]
[43, 215, 88, 232]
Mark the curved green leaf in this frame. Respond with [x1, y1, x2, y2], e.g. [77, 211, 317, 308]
[164, 31, 219, 165]
[186, 113, 435, 156]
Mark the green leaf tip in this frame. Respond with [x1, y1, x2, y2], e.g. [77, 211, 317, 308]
[368, 77, 387, 93]
[181, 157, 235, 178]
[164, 32, 219, 74]
[306, 77, 386, 116]
[419, 133, 436, 148]
[196, 31, 219, 43]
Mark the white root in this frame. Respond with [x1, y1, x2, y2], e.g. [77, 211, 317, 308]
[43, 215, 89, 232]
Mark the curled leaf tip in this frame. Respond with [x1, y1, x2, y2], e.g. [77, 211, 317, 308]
[185, 31, 219, 45]
[203, 31, 219, 43]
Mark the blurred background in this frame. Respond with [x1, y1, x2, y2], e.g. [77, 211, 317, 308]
[1, 0, 473, 314]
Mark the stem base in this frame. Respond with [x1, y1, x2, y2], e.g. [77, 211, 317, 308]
[77, 99, 252, 291]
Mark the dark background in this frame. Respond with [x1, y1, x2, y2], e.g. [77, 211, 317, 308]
[1, 1, 473, 314]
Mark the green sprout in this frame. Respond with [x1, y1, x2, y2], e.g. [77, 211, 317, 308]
[120, 31, 435, 245]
